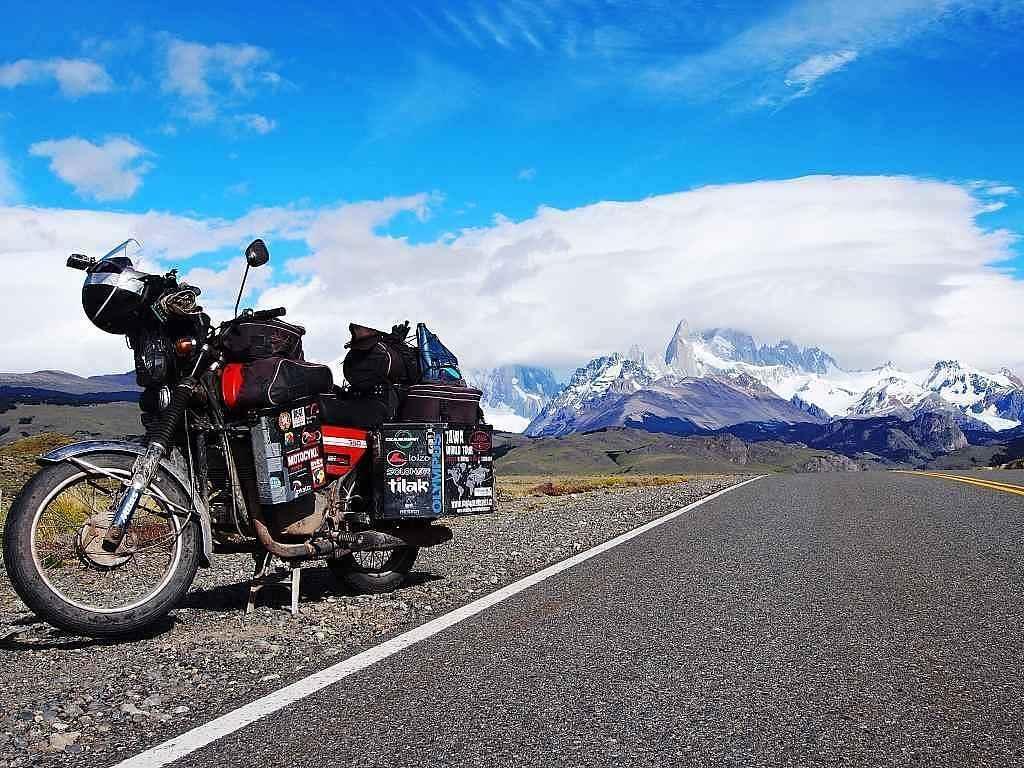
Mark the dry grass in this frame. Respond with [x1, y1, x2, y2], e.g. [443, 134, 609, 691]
[498, 473, 708, 498]
[1, 432, 77, 534]
[0, 431, 76, 459]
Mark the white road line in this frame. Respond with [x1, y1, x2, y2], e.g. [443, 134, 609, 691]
[112, 475, 764, 768]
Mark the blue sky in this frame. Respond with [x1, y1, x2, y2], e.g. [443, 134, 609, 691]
[2, 1, 1024, 374]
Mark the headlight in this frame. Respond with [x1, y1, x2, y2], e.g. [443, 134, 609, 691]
[135, 335, 168, 385]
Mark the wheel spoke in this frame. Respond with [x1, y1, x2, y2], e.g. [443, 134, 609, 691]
[31, 469, 182, 612]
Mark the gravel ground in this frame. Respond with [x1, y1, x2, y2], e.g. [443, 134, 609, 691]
[0, 477, 742, 768]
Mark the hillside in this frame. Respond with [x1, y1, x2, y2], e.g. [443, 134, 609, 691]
[494, 428, 862, 475]
[0, 401, 142, 446]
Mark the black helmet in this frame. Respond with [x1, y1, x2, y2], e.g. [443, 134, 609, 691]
[82, 255, 149, 334]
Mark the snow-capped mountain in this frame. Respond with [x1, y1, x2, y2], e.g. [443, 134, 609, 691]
[661, 321, 1024, 432]
[466, 365, 561, 433]
[525, 353, 819, 438]
[525, 354, 657, 437]
[671, 323, 838, 375]
[848, 376, 929, 418]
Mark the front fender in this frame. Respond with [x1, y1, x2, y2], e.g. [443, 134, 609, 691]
[38, 440, 214, 566]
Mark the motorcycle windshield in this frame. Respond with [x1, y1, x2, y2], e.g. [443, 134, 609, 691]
[99, 238, 143, 267]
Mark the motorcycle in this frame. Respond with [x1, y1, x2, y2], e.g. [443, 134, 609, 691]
[1, 238, 486, 638]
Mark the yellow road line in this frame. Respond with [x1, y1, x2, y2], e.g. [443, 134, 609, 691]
[897, 470, 1024, 497]
[943, 473, 1024, 492]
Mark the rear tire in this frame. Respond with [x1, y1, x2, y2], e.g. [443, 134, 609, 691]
[2, 453, 201, 638]
[328, 546, 418, 594]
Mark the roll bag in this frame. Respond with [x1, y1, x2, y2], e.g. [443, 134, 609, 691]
[222, 357, 333, 410]
[400, 383, 483, 425]
[342, 323, 419, 391]
[222, 318, 305, 362]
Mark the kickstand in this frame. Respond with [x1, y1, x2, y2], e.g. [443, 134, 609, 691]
[245, 552, 303, 617]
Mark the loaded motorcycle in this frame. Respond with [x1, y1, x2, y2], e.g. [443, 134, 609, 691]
[2, 239, 493, 637]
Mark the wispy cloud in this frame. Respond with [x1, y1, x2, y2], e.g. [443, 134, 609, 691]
[443, 9, 484, 47]
[235, 113, 277, 135]
[504, 4, 545, 51]
[0, 57, 113, 98]
[431, 2, 596, 55]
[415, 1, 1021, 109]
[29, 136, 154, 201]
[475, 9, 513, 49]
[645, 0, 1022, 107]
[517, 167, 537, 181]
[366, 56, 479, 138]
[160, 37, 283, 125]
[785, 50, 859, 96]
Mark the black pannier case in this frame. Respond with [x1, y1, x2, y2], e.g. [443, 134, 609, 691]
[222, 318, 305, 362]
[375, 423, 494, 519]
[400, 384, 483, 425]
[233, 358, 333, 410]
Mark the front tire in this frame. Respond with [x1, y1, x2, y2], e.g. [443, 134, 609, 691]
[2, 452, 201, 638]
[328, 546, 419, 594]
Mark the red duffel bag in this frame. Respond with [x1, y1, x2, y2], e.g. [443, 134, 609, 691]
[222, 358, 334, 410]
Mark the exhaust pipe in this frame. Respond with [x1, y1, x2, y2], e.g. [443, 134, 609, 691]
[349, 524, 453, 552]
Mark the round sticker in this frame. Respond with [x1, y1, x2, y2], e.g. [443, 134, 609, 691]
[387, 450, 408, 467]
[470, 430, 491, 453]
[392, 430, 416, 450]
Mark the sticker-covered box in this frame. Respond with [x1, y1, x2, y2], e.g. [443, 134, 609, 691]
[250, 399, 328, 505]
[375, 423, 494, 519]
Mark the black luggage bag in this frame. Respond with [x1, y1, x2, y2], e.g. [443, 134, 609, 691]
[222, 318, 306, 362]
[227, 357, 334, 410]
[342, 323, 419, 392]
[399, 383, 483, 425]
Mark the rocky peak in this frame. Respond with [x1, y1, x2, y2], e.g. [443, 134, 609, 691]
[906, 411, 968, 453]
[664, 320, 698, 377]
[1000, 367, 1023, 388]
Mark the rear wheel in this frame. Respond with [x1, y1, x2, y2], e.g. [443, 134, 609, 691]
[2, 452, 201, 638]
[328, 546, 418, 594]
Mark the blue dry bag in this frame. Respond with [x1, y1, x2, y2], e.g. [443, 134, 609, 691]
[416, 323, 464, 384]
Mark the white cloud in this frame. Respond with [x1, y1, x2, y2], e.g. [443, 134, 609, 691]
[517, 167, 537, 181]
[262, 175, 1023, 375]
[161, 37, 281, 123]
[29, 136, 154, 201]
[2, 176, 1023, 379]
[0, 204, 311, 373]
[0, 58, 113, 98]
[785, 50, 859, 93]
[235, 113, 277, 134]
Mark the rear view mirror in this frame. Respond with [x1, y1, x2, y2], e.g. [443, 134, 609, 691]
[245, 239, 270, 267]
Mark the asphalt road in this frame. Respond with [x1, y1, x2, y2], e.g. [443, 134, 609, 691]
[151, 471, 1024, 768]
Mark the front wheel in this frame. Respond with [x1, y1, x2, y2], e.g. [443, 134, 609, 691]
[2, 452, 201, 638]
[328, 546, 419, 594]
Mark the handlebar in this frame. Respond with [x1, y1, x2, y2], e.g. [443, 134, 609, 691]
[220, 307, 287, 332]
[250, 307, 287, 320]
[67, 254, 97, 271]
